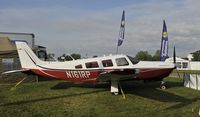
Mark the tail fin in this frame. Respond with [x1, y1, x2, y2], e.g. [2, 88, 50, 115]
[15, 42, 43, 69]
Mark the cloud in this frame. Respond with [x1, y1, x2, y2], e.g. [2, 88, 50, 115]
[0, 0, 199, 58]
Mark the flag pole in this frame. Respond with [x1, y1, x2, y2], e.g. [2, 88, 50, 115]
[116, 46, 119, 54]
[116, 10, 125, 54]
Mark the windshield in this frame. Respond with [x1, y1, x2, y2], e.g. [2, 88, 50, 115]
[115, 57, 129, 66]
[127, 56, 139, 65]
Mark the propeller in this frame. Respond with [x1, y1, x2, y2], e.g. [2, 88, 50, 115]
[173, 46, 181, 78]
[173, 46, 176, 64]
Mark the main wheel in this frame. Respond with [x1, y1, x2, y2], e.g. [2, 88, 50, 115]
[160, 85, 166, 90]
[113, 92, 119, 95]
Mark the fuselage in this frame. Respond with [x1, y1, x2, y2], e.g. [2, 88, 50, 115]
[25, 54, 175, 83]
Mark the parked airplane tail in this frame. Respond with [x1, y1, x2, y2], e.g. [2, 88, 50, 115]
[15, 42, 43, 69]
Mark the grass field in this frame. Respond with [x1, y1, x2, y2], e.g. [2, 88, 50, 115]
[0, 77, 200, 117]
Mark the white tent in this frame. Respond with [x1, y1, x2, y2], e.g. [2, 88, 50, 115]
[184, 62, 200, 90]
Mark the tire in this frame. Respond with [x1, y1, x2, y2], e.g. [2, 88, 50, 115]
[160, 85, 166, 90]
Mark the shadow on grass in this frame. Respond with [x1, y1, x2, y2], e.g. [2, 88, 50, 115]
[52, 80, 198, 110]
[51, 79, 183, 90]
[51, 82, 110, 90]
[121, 81, 199, 110]
[164, 97, 199, 110]
[2, 80, 198, 109]
[0, 89, 106, 107]
[1, 82, 109, 107]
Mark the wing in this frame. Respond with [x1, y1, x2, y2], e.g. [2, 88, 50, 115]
[2, 69, 31, 75]
[97, 68, 139, 82]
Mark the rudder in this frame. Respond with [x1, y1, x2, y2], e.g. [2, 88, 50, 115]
[15, 42, 43, 69]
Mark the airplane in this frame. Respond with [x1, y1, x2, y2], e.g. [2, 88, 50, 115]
[2, 41, 176, 95]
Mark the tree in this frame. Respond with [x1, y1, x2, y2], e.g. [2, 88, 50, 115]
[57, 54, 66, 61]
[135, 51, 152, 61]
[152, 50, 160, 61]
[57, 53, 81, 61]
[65, 55, 74, 61]
[192, 50, 200, 61]
[47, 53, 56, 61]
[71, 53, 81, 60]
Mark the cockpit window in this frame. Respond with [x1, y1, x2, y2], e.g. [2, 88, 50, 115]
[115, 57, 129, 66]
[102, 59, 113, 67]
[127, 56, 139, 65]
[85, 61, 99, 68]
[75, 64, 82, 69]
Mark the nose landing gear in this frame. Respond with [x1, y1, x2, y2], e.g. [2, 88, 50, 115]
[160, 81, 166, 90]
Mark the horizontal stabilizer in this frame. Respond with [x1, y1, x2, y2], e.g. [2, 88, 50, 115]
[2, 69, 30, 75]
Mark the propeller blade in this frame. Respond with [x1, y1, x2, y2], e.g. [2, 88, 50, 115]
[172, 46, 180, 78]
[173, 46, 176, 64]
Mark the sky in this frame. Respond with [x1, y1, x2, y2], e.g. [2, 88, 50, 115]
[0, 0, 200, 58]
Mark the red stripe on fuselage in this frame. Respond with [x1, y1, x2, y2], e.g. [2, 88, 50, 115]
[28, 68, 174, 82]
[31, 69, 102, 83]
[136, 68, 174, 80]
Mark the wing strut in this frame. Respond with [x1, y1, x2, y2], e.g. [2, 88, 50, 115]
[10, 77, 27, 91]
[119, 82, 126, 99]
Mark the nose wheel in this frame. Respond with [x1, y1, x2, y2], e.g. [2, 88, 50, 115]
[160, 81, 166, 90]
[113, 92, 119, 95]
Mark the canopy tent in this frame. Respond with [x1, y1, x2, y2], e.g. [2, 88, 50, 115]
[0, 37, 17, 54]
[184, 62, 200, 90]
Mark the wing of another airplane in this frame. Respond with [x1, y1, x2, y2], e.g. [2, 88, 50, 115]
[2, 69, 31, 75]
[97, 68, 139, 82]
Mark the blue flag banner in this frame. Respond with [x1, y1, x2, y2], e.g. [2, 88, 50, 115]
[160, 20, 169, 61]
[117, 10, 125, 47]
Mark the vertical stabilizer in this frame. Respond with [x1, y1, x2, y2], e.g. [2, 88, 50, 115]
[15, 42, 43, 69]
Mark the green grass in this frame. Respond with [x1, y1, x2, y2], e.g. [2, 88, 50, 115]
[176, 70, 200, 74]
[0, 78, 200, 117]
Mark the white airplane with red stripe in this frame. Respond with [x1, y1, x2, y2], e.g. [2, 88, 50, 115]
[3, 42, 175, 95]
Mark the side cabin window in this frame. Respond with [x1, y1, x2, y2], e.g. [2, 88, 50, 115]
[102, 59, 113, 67]
[75, 64, 82, 69]
[115, 57, 129, 66]
[85, 61, 99, 68]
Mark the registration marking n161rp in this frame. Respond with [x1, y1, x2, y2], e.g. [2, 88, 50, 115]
[66, 71, 91, 78]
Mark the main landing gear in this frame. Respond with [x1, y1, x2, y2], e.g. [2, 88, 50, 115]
[110, 81, 126, 99]
[160, 81, 166, 90]
[110, 81, 119, 95]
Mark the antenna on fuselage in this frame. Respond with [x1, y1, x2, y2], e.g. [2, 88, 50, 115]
[173, 46, 176, 64]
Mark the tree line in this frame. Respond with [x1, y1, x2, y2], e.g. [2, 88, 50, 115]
[54, 50, 161, 61]
[192, 50, 200, 61]
[135, 50, 160, 61]
[48, 49, 200, 61]
[57, 53, 81, 61]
